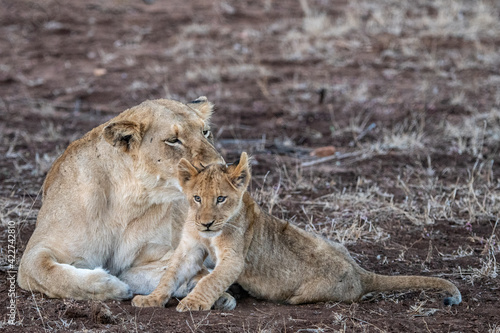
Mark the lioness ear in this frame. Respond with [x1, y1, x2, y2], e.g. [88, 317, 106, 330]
[178, 158, 200, 187]
[103, 120, 145, 152]
[227, 152, 251, 190]
[187, 96, 214, 121]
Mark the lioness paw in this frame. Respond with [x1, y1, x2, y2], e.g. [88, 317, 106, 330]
[131, 294, 168, 308]
[176, 296, 212, 312]
[85, 268, 132, 300]
[212, 292, 236, 311]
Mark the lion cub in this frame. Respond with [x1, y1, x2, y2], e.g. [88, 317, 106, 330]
[132, 152, 461, 311]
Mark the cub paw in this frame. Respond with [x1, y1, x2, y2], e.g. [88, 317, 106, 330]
[212, 292, 236, 311]
[131, 294, 168, 308]
[176, 296, 212, 312]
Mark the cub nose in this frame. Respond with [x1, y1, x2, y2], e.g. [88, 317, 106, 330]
[201, 221, 214, 229]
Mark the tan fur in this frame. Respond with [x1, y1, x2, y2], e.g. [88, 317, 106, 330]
[132, 152, 461, 310]
[17, 97, 232, 301]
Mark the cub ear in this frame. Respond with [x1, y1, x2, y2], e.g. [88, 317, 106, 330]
[103, 120, 145, 152]
[227, 152, 251, 190]
[187, 96, 214, 121]
[178, 158, 200, 187]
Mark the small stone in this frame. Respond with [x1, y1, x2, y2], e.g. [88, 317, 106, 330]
[310, 146, 336, 157]
[93, 68, 107, 77]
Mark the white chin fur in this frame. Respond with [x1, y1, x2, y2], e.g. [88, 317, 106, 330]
[199, 230, 222, 238]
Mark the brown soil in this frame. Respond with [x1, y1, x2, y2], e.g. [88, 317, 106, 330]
[1, 0, 499, 332]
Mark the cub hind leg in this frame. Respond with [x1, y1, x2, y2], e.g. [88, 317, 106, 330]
[287, 271, 363, 305]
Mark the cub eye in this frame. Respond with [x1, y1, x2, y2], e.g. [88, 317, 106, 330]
[216, 196, 226, 204]
[194, 195, 201, 203]
[203, 130, 211, 138]
[165, 138, 182, 146]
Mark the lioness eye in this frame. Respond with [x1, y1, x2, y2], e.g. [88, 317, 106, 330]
[194, 195, 201, 203]
[165, 138, 182, 146]
[217, 196, 226, 204]
[203, 130, 211, 138]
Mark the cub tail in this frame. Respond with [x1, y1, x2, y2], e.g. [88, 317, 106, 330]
[361, 272, 461, 305]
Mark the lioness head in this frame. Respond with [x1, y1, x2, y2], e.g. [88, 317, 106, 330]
[102, 97, 224, 195]
[177, 152, 250, 237]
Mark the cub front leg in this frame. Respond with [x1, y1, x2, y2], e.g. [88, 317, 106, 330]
[176, 292, 213, 312]
[131, 266, 210, 307]
[131, 292, 170, 308]
[176, 253, 244, 312]
[131, 267, 177, 308]
[131, 242, 205, 308]
[177, 291, 236, 312]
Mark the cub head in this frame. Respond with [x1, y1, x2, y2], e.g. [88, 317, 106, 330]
[102, 97, 224, 195]
[177, 152, 250, 237]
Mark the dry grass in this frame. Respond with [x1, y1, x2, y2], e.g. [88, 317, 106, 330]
[490, 325, 500, 333]
[445, 108, 500, 156]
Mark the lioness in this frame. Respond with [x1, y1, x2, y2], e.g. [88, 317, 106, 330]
[18, 97, 234, 303]
[131, 152, 462, 310]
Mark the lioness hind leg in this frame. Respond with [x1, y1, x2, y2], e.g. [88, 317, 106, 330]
[18, 249, 132, 300]
[119, 244, 176, 295]
[119, 262, 171, 295]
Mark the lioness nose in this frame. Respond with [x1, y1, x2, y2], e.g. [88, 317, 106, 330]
[193, 145, 225, 168]
[201, 221, 214, 229]
[195, 156, 225, 169]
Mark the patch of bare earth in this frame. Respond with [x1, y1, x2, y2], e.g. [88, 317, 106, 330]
[1, 0, 499, 332]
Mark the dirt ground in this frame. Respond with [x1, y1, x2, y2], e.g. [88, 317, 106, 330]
[1, 0, 500, 332]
